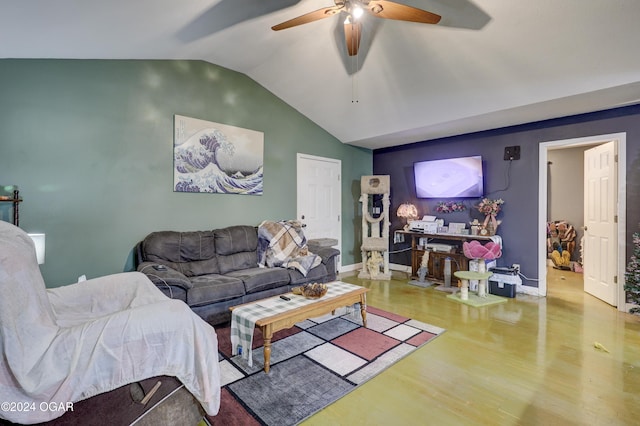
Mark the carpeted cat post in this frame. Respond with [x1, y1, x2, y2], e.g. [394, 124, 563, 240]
[358, 175, 392, 280]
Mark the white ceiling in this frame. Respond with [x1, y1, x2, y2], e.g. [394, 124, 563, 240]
[2, 0, 640, 150]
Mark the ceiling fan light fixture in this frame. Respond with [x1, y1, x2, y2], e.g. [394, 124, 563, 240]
[352, 6, 364, 19]
[272, 0, 441, 55]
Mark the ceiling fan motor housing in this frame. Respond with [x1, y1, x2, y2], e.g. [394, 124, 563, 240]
[272, 0, 442, 57]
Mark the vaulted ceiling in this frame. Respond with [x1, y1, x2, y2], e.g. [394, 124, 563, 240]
[2, 0, 640, 149]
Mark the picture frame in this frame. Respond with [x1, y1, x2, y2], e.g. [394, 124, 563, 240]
[173, 115, 264, 195]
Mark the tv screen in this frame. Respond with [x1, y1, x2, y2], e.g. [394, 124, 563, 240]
[414, 155, 484, 198]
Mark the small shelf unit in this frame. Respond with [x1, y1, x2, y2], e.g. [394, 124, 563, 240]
[0, 188, 22, 226]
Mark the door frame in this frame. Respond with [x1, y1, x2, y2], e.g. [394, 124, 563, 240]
[296, 153, 342, 267]
[538, 133, 627, 311]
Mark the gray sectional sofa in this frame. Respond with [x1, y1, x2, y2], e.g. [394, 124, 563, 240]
[135, 225, 340, 325]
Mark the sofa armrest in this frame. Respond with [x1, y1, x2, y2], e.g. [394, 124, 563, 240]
[137, 262, 193, 290]
[308, 245, 340, 265]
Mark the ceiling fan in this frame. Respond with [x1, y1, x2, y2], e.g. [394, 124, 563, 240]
[272, 0, 441, 56]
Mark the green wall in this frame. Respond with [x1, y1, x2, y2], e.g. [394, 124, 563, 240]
[0, 59, 372, 287]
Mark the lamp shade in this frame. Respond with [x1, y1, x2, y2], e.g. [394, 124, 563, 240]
[396, 203, 418, 220]
[28, 233, 46, 265]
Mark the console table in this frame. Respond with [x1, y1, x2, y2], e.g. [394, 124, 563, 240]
[396, 231, 497, 283]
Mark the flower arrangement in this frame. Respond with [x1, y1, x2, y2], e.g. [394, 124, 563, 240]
[476, 198, 504, 216]
[436, 201, 466, 214]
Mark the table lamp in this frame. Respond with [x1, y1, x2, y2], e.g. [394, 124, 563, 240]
[28, 233, 46, 264]
[396, 203, 418, 231]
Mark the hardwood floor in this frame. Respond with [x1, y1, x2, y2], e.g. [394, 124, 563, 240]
[302, 268, 640, 425]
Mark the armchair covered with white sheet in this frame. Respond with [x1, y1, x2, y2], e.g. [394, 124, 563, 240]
[0, 221, 220, 424]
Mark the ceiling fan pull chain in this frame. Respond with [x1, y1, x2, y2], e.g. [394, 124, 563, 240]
[352, 72, 358, 103]
[351, 54, 360, 103]
[351, 22, 360, 104]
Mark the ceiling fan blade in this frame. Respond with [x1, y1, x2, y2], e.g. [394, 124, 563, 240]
[344, 20, 362, 56]
[272, 6, 344, 31]
[366, 0, 441, 24]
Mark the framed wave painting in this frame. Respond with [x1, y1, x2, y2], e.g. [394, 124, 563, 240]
[174, 115, 264, 195]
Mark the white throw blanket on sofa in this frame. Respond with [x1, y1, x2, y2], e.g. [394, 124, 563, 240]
[0, 221, 220, 424]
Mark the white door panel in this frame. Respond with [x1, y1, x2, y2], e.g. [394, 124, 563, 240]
[296, 154, 341, 253]
[583, 141, 617, 306]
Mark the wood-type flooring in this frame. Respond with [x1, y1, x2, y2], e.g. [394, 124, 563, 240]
[302, 267, 640, 425]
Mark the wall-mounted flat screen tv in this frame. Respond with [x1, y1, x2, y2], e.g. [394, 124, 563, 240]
[414, 155, 484, 198]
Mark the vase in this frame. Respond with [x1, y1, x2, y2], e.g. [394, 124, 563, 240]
[483, 214, 498, 235]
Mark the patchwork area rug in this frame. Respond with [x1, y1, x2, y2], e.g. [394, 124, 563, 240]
[207, 306, 445, 426]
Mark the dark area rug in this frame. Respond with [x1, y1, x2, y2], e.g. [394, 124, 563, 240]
[207, 306, 445, 426]
[0, 376, 186, 426]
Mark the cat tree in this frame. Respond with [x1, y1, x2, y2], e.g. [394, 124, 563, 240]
[358, 175, 391, 280]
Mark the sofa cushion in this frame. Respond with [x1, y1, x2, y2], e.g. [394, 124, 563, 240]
[214, 226, 259, 274]
[214, 226, 257, 255]
[226, 267, 291, 294]
[186, 274, 245, 307]
[142, 231, 219, 276]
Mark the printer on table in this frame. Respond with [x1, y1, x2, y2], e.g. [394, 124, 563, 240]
[408, 215, 439, 234]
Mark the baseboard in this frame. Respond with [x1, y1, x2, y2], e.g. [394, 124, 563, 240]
[339, 263, 411, 274]
[389, 263, 411, 274]
[338, 263, 361, 279]
[517, 284, 541, 296]
[341, 262, 542, 297]
[341, 263, 542, 295]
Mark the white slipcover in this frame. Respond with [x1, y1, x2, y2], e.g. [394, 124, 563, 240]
[0, 221, 220, 424]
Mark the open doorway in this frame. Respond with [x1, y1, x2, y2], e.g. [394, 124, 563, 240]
[546, 146, 587, 271]
[538, 133, 627, 311]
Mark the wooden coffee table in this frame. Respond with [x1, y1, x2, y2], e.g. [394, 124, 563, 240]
[230, 282, 369, 373]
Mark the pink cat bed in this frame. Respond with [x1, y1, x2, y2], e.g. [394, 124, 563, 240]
[463, 240, 502, 260]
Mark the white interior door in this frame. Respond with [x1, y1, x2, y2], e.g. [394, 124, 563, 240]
[583, 141, 617, 306]
[296, 153, 341, 252]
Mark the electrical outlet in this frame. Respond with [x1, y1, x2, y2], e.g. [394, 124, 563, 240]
[504, 146, 521, 161]
[512, 263, 520, 274]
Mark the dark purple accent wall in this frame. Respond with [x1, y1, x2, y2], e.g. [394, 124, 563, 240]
[374, 104, 640, 287]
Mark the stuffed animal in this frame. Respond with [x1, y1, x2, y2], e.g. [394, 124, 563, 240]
[547, 220, 576, 255]
[550, 241, 571, 268]
[547, 220, 576, 269]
